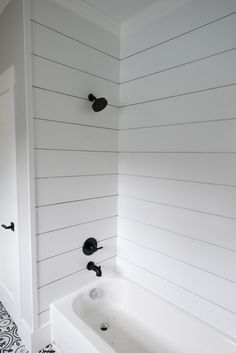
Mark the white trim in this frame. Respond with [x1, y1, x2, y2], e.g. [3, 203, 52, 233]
[52, 0, 121, 37]
[18, 319, 33, 351]
[49, 0, 193, 39]
[0, 0, 10, 15]
[23, 0, 39, 330]
[31, 322, 51, 352]
[121, 0, 193, 37]
[0, 66, 15, 95]
[18, 319, 51, 352]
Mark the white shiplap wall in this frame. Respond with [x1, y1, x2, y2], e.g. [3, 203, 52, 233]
[31, 0, 236, 338]
[118, 0, 236, 339]
[31, 0, 119, 326]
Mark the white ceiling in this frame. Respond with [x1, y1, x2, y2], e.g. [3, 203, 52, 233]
[81, 0, 160, 24]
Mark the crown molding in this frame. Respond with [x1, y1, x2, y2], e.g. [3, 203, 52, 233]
[52, 0, 121, 37]
[52, 0, 192, 39]
[0, 0, 10, 15]
[0, 0, 192, 39]
[121, 0, 192, 37]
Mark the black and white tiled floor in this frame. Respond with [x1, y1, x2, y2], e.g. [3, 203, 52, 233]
[0, 302, 55, 353]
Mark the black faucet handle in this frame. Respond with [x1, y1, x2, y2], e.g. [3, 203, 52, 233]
[83, 238, 103, 255]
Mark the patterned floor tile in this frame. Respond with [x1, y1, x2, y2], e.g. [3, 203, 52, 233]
[0, 302, 55, 353]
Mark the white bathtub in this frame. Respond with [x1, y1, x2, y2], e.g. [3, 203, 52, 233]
[51, 274, 236, 353]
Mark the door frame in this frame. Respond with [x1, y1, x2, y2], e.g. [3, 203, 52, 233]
[0, 65, 21, 323]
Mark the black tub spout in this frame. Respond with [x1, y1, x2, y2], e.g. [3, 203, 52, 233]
[87, 261, 102, 277]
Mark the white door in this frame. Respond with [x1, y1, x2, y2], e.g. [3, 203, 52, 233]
[0, 66, 21, 322]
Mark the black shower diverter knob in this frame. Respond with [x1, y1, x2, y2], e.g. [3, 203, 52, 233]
[83, 237, 103, 255]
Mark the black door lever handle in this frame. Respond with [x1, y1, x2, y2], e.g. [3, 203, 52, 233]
[1, 222, 15, 232]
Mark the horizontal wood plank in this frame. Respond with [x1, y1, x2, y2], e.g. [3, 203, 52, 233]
[119, 85, 236, 129]
[31, 0, 120, 58]
[37, 196, 117, 233]
[36, 175, 117, 206]
[120, 50, 236, 106]
[35, 119, 118, 152]
[37, 217, 117, 261]
[32, 21, 119, 83]
[32, 55, 119, 106]
[121, 13, 236, 82]
[118, 218, 236, 282]
[33, 87, 119, 129]
[35, 150, 118, 178]
[118, 175, 236, 219]
[117, 238, 236, 312]
[119, 153, 236, 186]
[119, 120, 236, 152]
[118, 197, 236, 250]
[121, 0, 236, 58]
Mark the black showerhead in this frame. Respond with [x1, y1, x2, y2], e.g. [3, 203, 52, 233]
[88, 94, 108, 112]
